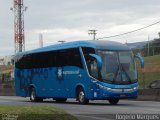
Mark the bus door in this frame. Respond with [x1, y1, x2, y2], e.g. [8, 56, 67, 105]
[62, 66, 82, 97]
[56, 67, 67, 97]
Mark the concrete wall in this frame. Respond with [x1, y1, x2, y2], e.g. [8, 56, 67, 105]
[0, 84, 15, 96]
[0, 88, 15, 96]
[138, 89, 160, 101]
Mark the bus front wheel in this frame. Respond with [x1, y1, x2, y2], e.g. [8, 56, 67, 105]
[77, 88, 89, 104]
[30, 88, 43, 102]
[108, 99, 119, 105]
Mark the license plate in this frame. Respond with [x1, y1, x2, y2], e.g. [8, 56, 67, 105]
[120, 94, 127, 97]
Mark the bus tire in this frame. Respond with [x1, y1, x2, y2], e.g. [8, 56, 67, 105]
[53, 98, 67, 103]
[77, 88, 89, 104]
[108, 99, 119, 105]
[30, 87, 43, 102]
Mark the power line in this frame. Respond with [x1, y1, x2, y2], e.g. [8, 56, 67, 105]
[97, 20, 160, 40]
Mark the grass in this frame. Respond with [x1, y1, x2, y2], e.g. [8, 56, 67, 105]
[138, 72, 160, 88]
[137, 54, 160, 88]
[0, 106, 77, 120]
[144, 54, 160, 64]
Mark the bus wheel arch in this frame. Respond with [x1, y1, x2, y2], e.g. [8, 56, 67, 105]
[29, 86, 43, 102]
[108, 98, 119, 105]
[76, 85, 89, 104]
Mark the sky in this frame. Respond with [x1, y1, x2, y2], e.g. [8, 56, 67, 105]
[0, 0, 160, 56]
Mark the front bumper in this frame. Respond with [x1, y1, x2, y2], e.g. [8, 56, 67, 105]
[91, 88, 138, 100]
[102, 89, 138, 99]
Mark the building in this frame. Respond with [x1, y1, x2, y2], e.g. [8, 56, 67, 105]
[0, 55, 15, 83]
[0, 55, 14, 66]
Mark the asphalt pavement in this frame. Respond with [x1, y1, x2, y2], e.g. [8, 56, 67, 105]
[0, 96, 160, 120]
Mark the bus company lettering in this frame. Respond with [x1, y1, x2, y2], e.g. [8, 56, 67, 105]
[57, 69, 80, 79]
[63, 70, 79, 75]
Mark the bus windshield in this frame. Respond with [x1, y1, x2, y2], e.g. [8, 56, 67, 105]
[86, 50, 137, 84]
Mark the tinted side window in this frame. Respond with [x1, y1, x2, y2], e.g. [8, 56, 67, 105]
[24, 54, 33, 69]
[56, 48, 83, 68]
[67, 48, 83, 68]
[33, 51, 56, 68]
[56, 50, 69, 67]
[15, 54, 33, 69]
[82, 47, 95, 65]
[15, 54, 26, 69]
[82, 47, 95, 55]
[15, 48, 83, 69]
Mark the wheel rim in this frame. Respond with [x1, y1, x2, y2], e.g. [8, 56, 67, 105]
[79, 91, 85, 103]
[31, 90, 35, 101]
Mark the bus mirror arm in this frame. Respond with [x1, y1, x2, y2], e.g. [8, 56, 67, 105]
[134, 53, 144, 69]
[89, 54, 102, 70]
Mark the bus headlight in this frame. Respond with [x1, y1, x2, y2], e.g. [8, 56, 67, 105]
[97, 84, 112, 90]
[133, 86, 138, 90]
[103, 86, 112, 90]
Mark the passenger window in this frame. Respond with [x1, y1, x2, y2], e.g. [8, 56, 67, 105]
[56, 48, 83, 68]
[15, 48, 83, 69]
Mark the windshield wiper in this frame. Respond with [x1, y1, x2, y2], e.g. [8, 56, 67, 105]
[101, 79, 113, 83]
[120, 63, 132, 83]
[113, 65, 120, 84]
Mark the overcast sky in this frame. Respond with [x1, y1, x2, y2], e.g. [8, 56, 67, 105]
[0, 0, 160, 56]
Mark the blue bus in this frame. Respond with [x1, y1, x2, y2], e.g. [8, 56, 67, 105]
[14, 40, 144, 104]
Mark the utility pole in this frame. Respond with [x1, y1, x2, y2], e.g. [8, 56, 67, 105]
[147, 35, 150, 56]
[39, 33, 43, 48]
[88, 30, 97, 40]
[11, 0, 27, 53]
[152, 46, 155, 56]
[158, 32, 160, 38]
[58, 40, 65, 44]
[125, 39, 128, 45]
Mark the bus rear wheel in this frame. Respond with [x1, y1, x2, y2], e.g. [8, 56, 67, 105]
[30, 88, 43, 102]
[108, 99, 119, 105]
[77, 88, 89, 104]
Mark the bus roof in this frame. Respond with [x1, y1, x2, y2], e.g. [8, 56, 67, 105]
[17, 40, 130, 55]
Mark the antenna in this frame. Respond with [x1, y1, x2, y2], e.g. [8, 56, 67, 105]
[11, 0, 27, 53]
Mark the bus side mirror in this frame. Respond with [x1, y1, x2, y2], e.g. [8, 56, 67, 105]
[89, 54, 102, 70]
[134, 53, 144, 69]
